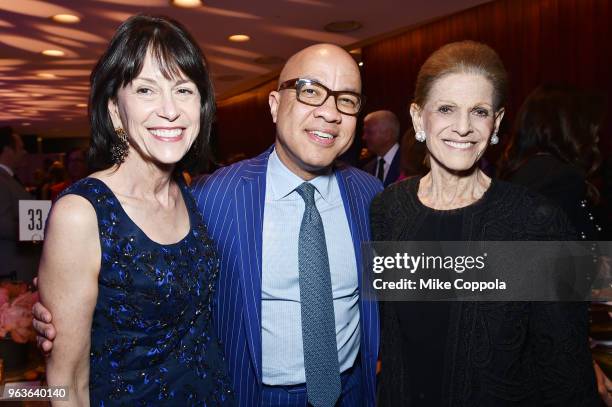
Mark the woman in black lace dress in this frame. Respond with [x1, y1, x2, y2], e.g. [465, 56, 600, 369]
[37, 16, 233, 406]
[372, 41, 598, 406]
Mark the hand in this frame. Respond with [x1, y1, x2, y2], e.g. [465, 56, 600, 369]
[31, 299, 56, 356]
[594, 361, 612, 406]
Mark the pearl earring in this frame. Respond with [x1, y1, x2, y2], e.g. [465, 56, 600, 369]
[490, 132, 499, 145]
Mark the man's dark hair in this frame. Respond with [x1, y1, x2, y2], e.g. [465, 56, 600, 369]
[0, 126, 16, 154]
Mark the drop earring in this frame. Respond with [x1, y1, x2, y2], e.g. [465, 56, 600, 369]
[111, 127, 129, 164]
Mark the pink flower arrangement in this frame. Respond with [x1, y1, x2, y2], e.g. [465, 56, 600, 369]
[0, 281, 38, 343]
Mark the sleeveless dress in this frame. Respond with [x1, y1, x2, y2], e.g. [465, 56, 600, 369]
[58, 177, 234, 406]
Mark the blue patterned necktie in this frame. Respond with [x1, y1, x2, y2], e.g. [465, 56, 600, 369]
[295, 182, 341, 407]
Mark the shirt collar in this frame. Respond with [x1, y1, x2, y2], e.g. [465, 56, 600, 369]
[381, 142, 400, 164]
[267, 149, 334, 202]
[0, 163, 14, 177]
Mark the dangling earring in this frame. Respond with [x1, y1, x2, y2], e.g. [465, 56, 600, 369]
[415, 130, 426, 142]
[111, 127, 129, 164]
[490, 131, 499, 145]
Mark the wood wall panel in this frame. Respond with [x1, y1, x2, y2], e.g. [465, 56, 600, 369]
[213, 79, 277, 161]
[361, 0, 611, 156]
[213, 0, 610, 162]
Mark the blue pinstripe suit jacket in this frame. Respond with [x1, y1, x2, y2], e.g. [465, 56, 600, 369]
[191, 148, 382, 406]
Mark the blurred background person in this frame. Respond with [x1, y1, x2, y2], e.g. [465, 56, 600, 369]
[40, 160, 67, 201]
[499, 84, 606, 240]
[397, 128, 428, 180]
[0, 126, 40, 282]
[499, 83, 611, 406]
[48, 148, 89, 200]
[362, 110, 401, 187]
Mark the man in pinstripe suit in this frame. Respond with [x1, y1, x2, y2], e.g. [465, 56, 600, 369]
[193, 44, 382, 406]
[32, 44, 382, 407]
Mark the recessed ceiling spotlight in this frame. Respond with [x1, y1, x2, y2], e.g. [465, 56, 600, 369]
[171, 0, 203, 8]
[51, 14, 81, 24]
[228, 34, 250, 42]
[324, 20, 362, 33]
[42, 49, 65, 57]
[37, 73, 57, 78]
[76, 103, 87, 107]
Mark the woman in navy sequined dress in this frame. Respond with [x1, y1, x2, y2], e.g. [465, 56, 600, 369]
[37, 15, 233, 406]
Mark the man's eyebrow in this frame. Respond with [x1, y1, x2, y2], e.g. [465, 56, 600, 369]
[300, 76, 361, 93]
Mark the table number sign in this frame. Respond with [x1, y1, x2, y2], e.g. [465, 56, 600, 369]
[18, 200, 51, 242]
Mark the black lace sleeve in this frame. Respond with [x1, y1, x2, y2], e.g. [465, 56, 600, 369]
[370, 191, 389, 242]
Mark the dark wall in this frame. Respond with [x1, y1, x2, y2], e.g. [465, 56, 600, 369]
[360, 0, 611, 160]
[214, 79, 277, 161]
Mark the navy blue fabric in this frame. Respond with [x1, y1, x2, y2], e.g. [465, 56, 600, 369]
[59, 178, 234, 406]
[192, 147, 383, 407]
[261, 361, 363, 407]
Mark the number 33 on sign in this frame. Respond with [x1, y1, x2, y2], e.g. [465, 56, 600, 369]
[18, 200, 51, 242]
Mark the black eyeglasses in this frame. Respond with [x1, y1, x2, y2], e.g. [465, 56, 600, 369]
[278, 78, 365, 116]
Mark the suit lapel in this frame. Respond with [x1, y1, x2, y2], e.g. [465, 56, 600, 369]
[385, 149, 401, 187]
[234, 150, 270, 383]
[335, 168, 366, 293]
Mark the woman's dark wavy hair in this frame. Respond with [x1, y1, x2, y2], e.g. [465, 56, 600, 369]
[88, 14, 215, 173]
[499, 84, 605, 200]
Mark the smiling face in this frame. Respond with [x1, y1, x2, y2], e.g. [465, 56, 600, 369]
[268, 44, 361, 180]
[410, 72, 504, 173]
[108, 51, 201, 167]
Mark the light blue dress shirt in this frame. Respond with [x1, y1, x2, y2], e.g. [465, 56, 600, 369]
[261, 150, 360, 385]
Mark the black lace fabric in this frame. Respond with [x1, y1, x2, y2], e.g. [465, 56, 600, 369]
[372, 176, 598, 407]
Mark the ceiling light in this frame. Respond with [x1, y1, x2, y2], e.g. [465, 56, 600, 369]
[324, 21, 362, 33]
[51, 14, 81, 24]
[76, 103, 87, 107]
[171, 0, 203, 8]
[37, 73, 57, 78]
[228, 34, 250, 42]
[42, 49, 65, 57]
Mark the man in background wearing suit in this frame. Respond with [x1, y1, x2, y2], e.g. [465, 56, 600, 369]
[194, 44, 381, 406]
[0, 127, 39, 281]
[361, 110, 401, 187]
[31, 44, 381, 407]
